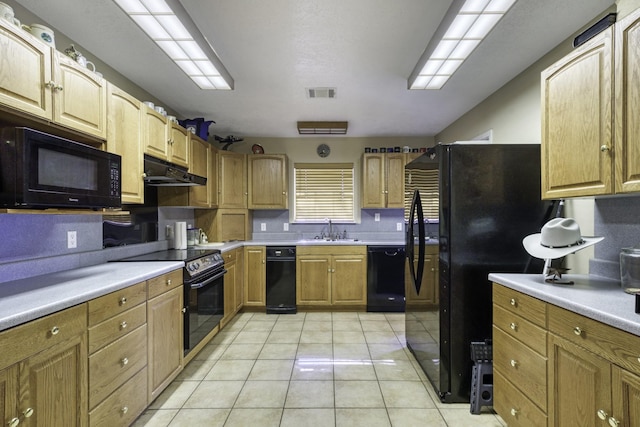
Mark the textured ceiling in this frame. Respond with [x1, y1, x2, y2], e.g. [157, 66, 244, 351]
[14, 0, 613, 138]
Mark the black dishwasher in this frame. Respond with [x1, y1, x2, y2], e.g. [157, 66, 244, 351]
[367, 246, 406, 312]
[266, 247, 297, 314]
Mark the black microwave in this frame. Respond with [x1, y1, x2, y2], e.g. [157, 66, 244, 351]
[0, 127, 121, 209]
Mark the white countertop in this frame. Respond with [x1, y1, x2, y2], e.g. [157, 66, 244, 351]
[0, 261, 183, 332]
[489, 273, 640, 336]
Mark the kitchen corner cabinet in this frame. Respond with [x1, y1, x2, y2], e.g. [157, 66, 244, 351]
[244, 246, 266, 307]
[248, 154, 288, 209]
[196, 208, 252, 242]
[542, 7, 640, 198]
[404, 244, 439, 309]
[0, 303, 88, 427]
[106, 83, 144, 204]
[296, 246, 367, 307]
[221, 248, 243, 328]
[0, 21, 106, 140]
[147, 270, 183, 403]
[218, 151, 248, 208]
[362, 153, 405, 208]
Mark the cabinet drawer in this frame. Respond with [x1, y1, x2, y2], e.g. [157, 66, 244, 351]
[494, 371, 547, 427]
[88, 303, 146, 354]
[494, 304, 547, 356]
[89, 366, 148, 427]
[89, 324, 147, 409]
[223, 249, 237, 264]
[493, 283, 546, 328]
[493, 326, 547, 411]
[548, 304, 640, 376]
[0, 303, 86, 369]
[147, 269, 182, 300]
[88, 281, 147, 326]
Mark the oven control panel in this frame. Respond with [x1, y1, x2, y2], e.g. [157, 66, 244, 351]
[186, 252, 224, 277]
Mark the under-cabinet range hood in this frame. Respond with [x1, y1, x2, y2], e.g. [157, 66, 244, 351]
[143, 155, 206, 186]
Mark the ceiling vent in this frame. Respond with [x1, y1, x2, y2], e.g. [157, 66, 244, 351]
[306, 87, 337, 99]
[297, 121, 348, 135]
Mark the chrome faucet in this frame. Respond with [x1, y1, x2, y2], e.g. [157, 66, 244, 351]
[328, 218, 333, 240]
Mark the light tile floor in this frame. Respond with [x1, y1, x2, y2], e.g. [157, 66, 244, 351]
[133, 312, 506, 427]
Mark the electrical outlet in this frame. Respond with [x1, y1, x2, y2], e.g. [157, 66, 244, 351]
[283, 223, 289, 231]
[375, 213, 380, 222]
[396, 223, 403, 231]
[260, 223, 266, 231]
[67, 231, 77, 248]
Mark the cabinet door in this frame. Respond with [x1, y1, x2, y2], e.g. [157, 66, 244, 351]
[405, 251, 438, 307]
[53, 53, 107, 139]
[0, 365, 18, 427]
[362, 154, 385, 208]
[612, 365, 640, 427]
[248, 155, 288, 209]
[234, 249, 244, 312]
[144, 107, 169, 160]
[22, 335, 88, 427]
[541, 27, 613, 199]
[386, 154, 405, 208]
[222, 260, 237, 327]
[296, 256, 331, 305]
[168, 123, 189, 168]
[331, 255, 366, 305]
[244, 247, 266, 306]
[0, 21, 52, 120]
[218, 152, 247, 208]
[189, 136, 212, 207]
[548, 333, 611, 427]
[147, 286, 183, 403]
[615, 8, 640, 193]
[107, 84, 144, 204]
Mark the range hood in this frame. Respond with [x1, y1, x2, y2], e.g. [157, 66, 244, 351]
[143, 155, 207, 186]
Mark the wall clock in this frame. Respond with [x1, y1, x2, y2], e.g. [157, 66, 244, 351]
[317, 143, 331, 158]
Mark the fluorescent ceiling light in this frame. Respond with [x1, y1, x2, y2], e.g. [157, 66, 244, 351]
[114, 0, 234, 90]
[409, 0, 516, 90]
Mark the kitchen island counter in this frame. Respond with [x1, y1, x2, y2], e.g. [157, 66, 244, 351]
[489, 273, 639, 336]
[0, 261, 183, 332]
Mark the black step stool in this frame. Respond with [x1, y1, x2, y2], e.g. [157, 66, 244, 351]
[470, 340, 493, 414]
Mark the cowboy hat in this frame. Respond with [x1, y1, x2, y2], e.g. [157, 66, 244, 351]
[522, 217, 604, 260]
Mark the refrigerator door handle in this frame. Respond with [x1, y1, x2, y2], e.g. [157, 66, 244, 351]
[408, 190, 425, 294]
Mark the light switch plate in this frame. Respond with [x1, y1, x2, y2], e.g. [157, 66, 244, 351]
[283, 223, 289, 231]
[375, 213, 380, 222]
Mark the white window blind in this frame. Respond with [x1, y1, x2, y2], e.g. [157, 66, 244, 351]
[294, 163, 355, 221]
[404, 169, 439, 220]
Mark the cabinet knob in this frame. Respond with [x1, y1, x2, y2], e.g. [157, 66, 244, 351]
[598, 409, 608, 420]
[181, 307, 187, 313]
[121, 357, 129, 366]
[167, 279, 172, 286]
[608, 417, 620, 427]
[120, 321, 127, 330]
[8, 417, 19, 427]
[50, 326, 60, 335]
[510, 359, 518, 368]
[600, 145, 611, 152]
[510, 408, 518, 417]
[510, 298, 517, 307]
[120, 297, 127, 306]
[121, 406, 129, 414]
[22, 408, 33, 418]
[510, 322, 518, 331]
[574, 326, 583, 336]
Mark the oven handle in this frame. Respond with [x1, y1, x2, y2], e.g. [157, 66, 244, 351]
[189, 268, 227, 289]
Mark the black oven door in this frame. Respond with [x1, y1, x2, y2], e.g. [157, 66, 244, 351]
[184, 267, 226, 356]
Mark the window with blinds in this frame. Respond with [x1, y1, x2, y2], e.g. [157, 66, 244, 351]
[294, 163, 355, 221]
[404, 169, 439, 220]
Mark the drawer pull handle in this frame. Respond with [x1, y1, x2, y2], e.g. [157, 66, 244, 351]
[50, 326, 60, 335]
[23, 408, 33, 418]
[608, 417, 620, 427]
[510, 322, 517, 331]
[8, 417, 19, 427]
[120, 297, 127, 306]
[510, 298, 517, 307]
[121, 357, 129, 366]
[598, 409, 608, 420]
[510, 359, 518, 368]
[120, 321, 128, 330]
[574, 326, 583, 336]
[510, 408, 518, 417]
[121, 406, 129, 414]
[167, 279, 172, 286]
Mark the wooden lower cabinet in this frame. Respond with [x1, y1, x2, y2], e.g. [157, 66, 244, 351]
[0, 304, 88, 427]
[221, 248, 244, 327]
[404, 245, 439, 309]
[296, 246, 367, 308]
[244, 246, 266, 307]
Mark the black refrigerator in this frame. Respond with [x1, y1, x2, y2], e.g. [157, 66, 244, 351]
[405, 143, 549, 403]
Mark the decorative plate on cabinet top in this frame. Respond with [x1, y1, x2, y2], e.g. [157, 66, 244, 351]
[252, 144, 265, 154]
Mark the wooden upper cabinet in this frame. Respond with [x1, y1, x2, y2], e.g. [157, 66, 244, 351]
[143, 105, 169, 160]
[362, 153, 405, 208]
[107, 83, 144, 204]
[248, 154, 288, 209]
[188, 135, 213, 207]
[615, 7, 640, 194]
[541, 26, 613, 199]
[218, 151, 247, 208]
[168, 122, 189, 168]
